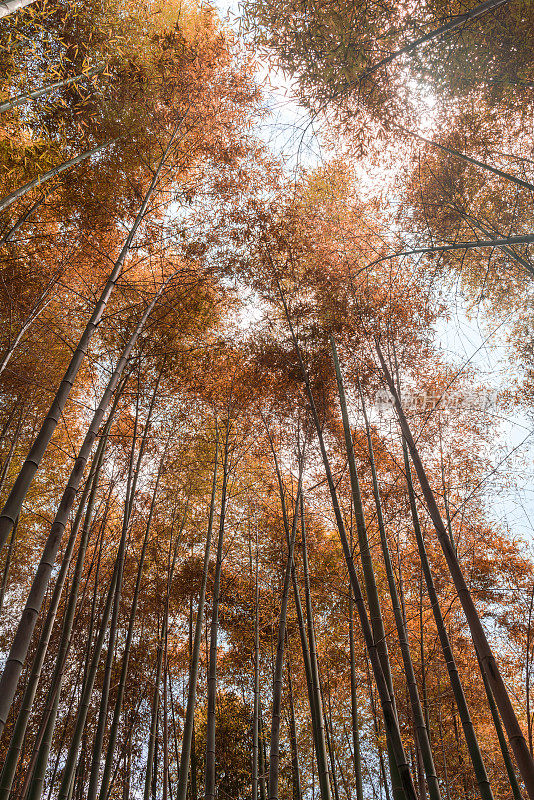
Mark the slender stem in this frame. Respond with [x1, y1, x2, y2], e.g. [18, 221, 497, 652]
[177, 431, 219, 800]
[376, 340, 533, 796]
[275, 277, 417, 800]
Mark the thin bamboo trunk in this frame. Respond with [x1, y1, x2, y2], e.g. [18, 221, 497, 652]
[475, 647, 522, 800]
[418, 573, 431, 738]
[259, 703, 268, 800]
[144, 629, 165, 800]
[332, 340, 411, 800]
[0, 118, 184, 557]
[86, 394, 142, 800]
[25, 433, 119, 800]
[0, 516, 18, 614]
[366, 652, 391, 800]
[400, 125, 534, 193]
[0, 407, 26, 501]
[169, 666, 182, 779]
[152, 725, 158, 800]
[96, 437, 170, 800]
[400, 434, 494, 800]
[177, 432, 218, 800]
[10, 468, 112, 800]
[0, 66, 104, 114]
[353, 0, 507, 84]
[0, 280, 169, 737]
[371, 232, 534, 265]
[0, 140, 117, 213]
[0, 404, 19, 457]
[163, 591, 170, 800]
[0, 194, 47, 246]
[376, 343, 533, 795]
[263, 417, 332, 800]
[88, 368, 163, 799]
[322, 686, 340, 800]
[276, 285, 417, 800]
[0, 273, 58, 378]
[438, 708, 453, 800]
[287, 650, 302, 800]
[0, 407, 114, 800]
[191, 718, 198, 800]
[123, 728, 132, 800]
[54, 548, 123, 800]
[0, 0, 38, 18]
[349, 591, 364, 800]
[268, 469, 303, 800]
[327, 684, 353, 800]
[204, 418, 231, 800]
[300, 502, 333, 800]
[453, 203, 534, 277]
[39, 518, 108, 800]
[253, 527, 260, 800]
[527, 585, 534, 756]
[156, 503, 185, 800]
[352, 367, 441, 800]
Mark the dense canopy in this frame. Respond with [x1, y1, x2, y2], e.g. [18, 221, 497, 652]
[0, 1, 534, 799]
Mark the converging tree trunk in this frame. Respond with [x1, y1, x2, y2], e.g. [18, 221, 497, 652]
[0, 141, 116, 213]
[0, 119, 185, 556]
[0, 66, 104, 114]
[277, 279, 418, 800]
[204, 416, 232, 800]
[375, 341, 534, 798]
[0, 0, 38, 18]
[268, 465, 303, 800]
[0, 387, 120, 800]
[177, 431, 218, 800]
[0, 277, 172, 737]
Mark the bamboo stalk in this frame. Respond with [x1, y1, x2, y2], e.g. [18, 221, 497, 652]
[349, 363, 442, 800]
[0, 66, 104, 114]
[287, 646, 302, 800]
[331, 340, 407, 800]
[54, 550, 123, 800]
[475, 647, 523, 800]
[0, 118, 185, 556]
[143, 628, 165, 800]
[0, 516, 18, 615]
[25, 418, 121, 800]
[400, 435, 494, 800]
[375, 341, 534, 796]
[400, 125, 534, 193]
[300, 501, 333, 800]
[204, 417, 231, 800]
[177, 431, 219, 800]
[349, 588, 364, 800]
[348, 0, 508, 86]
[276, 279, 417, 800]
[0, 140, 117, 213]
[0, 394, 118, 800]
[0, 193, 48, 246]
[253, 525, 260, 800]
[96, 434, 171, 800]
[0, 279, 171, 737]
[264, 417, 332, 800]
[268, 467, 303, 800]
[86, 389, 144, 800]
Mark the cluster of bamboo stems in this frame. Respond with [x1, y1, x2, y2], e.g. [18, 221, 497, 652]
[0, 262, 531, 800]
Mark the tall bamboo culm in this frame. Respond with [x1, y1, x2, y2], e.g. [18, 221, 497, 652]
[276, 279, 418, 800]
[376, 341, 534, 797]
[0, 278, 171, 737]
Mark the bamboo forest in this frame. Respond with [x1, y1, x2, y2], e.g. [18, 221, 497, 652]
[2, 0, 534, 798]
